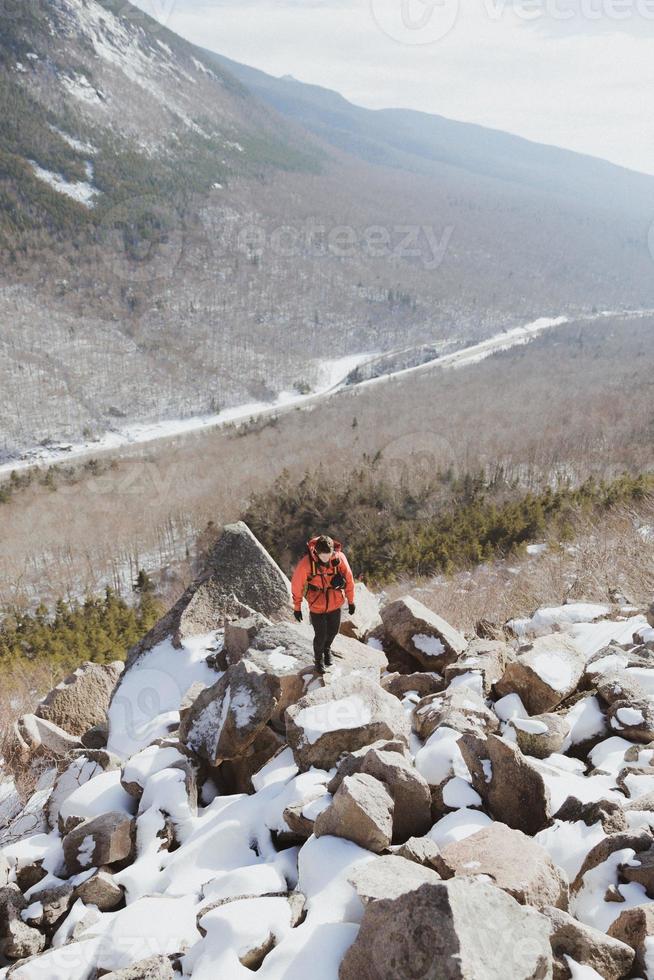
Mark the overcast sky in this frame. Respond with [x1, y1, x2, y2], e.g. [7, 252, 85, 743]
[134, 0, 654, 175]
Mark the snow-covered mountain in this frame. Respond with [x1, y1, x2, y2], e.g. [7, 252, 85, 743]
[2, 0, 654, 457]
[2, 523, 654, 978]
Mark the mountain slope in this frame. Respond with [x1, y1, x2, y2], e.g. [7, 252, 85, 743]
[1, 0, 654, 459]
[208, 52, 654, 218]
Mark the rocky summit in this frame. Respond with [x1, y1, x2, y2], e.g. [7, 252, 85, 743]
[1, 523, 653, 978]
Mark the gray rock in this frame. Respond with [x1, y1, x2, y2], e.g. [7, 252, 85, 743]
[541, 905, 635, 980]
[509, 713, 571, 759]
[74, 868, 124, 910]
[494, 634, 585, 713]
[340, 582, 382, 641]
[0, 851, 9, 886]
[571, 830, 653, 894]
[434, 822, 568, 910]
[8, 713, 82, 765]
[123, 522, 290, 672]
[348, 854, 441, 904]
[339, 878, 553, 979]
[285, 674, 410, 772]
[179, 659, 279, 765]
[0, 884, 46, 960]
[607, 904, 654, 978]
[63, 811, 135, 875]
[36, 661, 124, 737]
[607, 698, 654, 742]
[443, 639, 511, 695]
[360, 747, 432, 843]
[314, 773, 394, 853]
[459, 733, 552, 835]
[391, 836, 442, 871]
[381, 672, 445, 700]
[553, 798, 627, 834]
[101, 955, 178, 979]
[413, 687, 499, 740]
[47, 753, 115, 831]
[380, 595, 467, 669]
[217, 725, 286, 795]
[326, 740, 409, 794]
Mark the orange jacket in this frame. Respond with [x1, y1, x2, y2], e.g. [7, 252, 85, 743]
[291, 536, 355, 614]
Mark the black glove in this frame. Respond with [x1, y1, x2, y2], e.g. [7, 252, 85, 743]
[348, 604, 356, 616]
[294, 610, 303, 622]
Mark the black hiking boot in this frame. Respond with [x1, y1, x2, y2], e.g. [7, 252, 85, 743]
[314, 655, 325, 675]
[323, 649, 333, 668]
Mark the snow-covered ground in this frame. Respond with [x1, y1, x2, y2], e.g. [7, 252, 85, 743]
[2, 601, 653, 978]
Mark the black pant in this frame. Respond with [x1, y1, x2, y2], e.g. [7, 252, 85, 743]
[310, 607, 341, 660]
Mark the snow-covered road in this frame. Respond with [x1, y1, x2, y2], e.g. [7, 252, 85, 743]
[1, 308, 650, 479]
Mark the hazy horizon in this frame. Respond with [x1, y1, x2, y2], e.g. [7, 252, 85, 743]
[131, 0, 654, 178]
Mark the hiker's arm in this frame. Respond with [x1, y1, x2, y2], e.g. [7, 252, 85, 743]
[291, 557, 308, 612]
[340, 553, 356, 605]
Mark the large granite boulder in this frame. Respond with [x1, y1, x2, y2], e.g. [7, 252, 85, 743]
[285, 674, 410, 771]
[380, 595, 467, 670]
[494, 634, 585, 713]
[314, 773, 394, 853]
[541, 906, 635, 980]
[413, 687, 500, 741]
[359, 747, 432, 842]
[433, 822, 568, 909]
[340, 582, 383, 641]
[124, 521, 291, 668]
[348, 854, 441, 905]
[179, 660, 279, 765]
[36, 662, 124, 737]
[339, 878, 553, 979]
[458, 734, 552, 835]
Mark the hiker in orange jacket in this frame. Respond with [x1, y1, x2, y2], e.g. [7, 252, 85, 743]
[291, 534, 356, 674]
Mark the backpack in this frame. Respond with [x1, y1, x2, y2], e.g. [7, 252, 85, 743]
[306, 545, 347, 592]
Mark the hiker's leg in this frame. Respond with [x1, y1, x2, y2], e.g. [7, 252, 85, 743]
[323, 607, 341, 665]
[310, 611, 327, 661]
